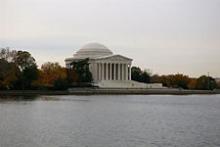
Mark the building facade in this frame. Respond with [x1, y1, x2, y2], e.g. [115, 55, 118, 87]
[65, 43, 163, 88]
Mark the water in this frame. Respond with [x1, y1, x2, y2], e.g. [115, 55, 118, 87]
[0, 95, 220, 147]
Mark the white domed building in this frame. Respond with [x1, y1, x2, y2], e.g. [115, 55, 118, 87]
[65, 43, 162, 88]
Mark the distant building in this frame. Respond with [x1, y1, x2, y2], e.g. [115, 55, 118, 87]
[215, 78, 220, 83]
[65, 42, 162, 88]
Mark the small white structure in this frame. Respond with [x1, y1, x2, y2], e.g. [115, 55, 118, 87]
[65, 43, 163, 88]
[215, 78, 220, 83]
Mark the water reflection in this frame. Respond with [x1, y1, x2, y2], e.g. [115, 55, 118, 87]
[0, 95, 38, 101]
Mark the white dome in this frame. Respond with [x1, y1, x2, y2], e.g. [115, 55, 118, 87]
[73, 43, 113, 59]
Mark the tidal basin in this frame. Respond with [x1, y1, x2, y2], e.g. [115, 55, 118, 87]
[0, 95, 220, 147]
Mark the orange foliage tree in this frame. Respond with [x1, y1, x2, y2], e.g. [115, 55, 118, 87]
[150, 74, 190, 89]
[37, 62, 67, 88]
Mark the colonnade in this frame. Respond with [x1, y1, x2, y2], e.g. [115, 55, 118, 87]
[95, 63, 131, 81]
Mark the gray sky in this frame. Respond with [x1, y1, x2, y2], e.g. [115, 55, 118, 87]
[1, 0, 220, 77]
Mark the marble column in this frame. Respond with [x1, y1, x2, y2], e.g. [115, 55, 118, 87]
[117, 63, 120, 80]
[97, 63, 99, 81]
[119, 64, 121, 80]
[102, 63, 104, 80]
[120, 64, 122, 80]
[106, 63, 109, 80]
[93, 63, 97, 81]
[104, 63, 106, 80]
[124, 64, 126, 80]
[117, 64, 119, 80]
[110, 63, 112, 80]
[129, 64, 131, 80]
[99, 63, 101, 81]
[125, 64, 128, 80]
[100, 63, 102, 81]
[96, 63, 99, 81]
[114, 63, 116, 80]
[122, 64, 125, 80]
[103, 63, 106, 80]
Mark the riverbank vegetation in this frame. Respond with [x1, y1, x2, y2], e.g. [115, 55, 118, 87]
[0, 48, 91, 90]
[0, 47, 219, 90]
[131, 67, 218, 90]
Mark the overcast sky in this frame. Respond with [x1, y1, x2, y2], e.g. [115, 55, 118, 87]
[1, 0, 220, 77]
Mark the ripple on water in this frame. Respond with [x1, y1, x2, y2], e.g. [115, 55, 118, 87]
[0, 95, 220, 147]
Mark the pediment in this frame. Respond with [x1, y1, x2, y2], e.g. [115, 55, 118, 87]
[95, 55, 132, 62]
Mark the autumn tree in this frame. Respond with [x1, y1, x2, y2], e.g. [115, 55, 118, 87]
[0, 48, 19, 89]
[150, 74, 190, 89]
[171, 74, 190, 89]
[217, 81, 220, 89]
[150, 74, 161, 83]
[0, 59, 20, 89]
[38, 62, 67, 89]
[0, 48, 40, 89]
[187, 78, 197, 90]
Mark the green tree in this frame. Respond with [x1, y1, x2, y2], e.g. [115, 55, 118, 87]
[13, 51, 36, 71]
[140, 71, 150, 83]
[67, 68, 78, 83]
[22, 65, 39, 89]
[131, 66, 150, 83]
[196, 75, 217, 90]
[13, 51, 39, 89]
[131, 66, 142, 82]
[70, 58, 93, 83]
[53, 78, 68, 90]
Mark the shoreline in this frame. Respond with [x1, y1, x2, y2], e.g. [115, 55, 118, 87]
[0, 88, 220, 96]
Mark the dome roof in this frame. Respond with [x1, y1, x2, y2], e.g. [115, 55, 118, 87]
[73, 43, 113, 59]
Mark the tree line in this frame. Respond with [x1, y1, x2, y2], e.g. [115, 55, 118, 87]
[0, 48, 92, 90]
[0, 48, 219, 90]
[131, 67, 219, 90]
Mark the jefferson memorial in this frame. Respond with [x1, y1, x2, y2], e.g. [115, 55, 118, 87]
[65, 43, 162, 88]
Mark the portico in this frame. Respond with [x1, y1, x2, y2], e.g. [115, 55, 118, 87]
[95, 62, 131, 81]
[90, 55, 132, 82]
